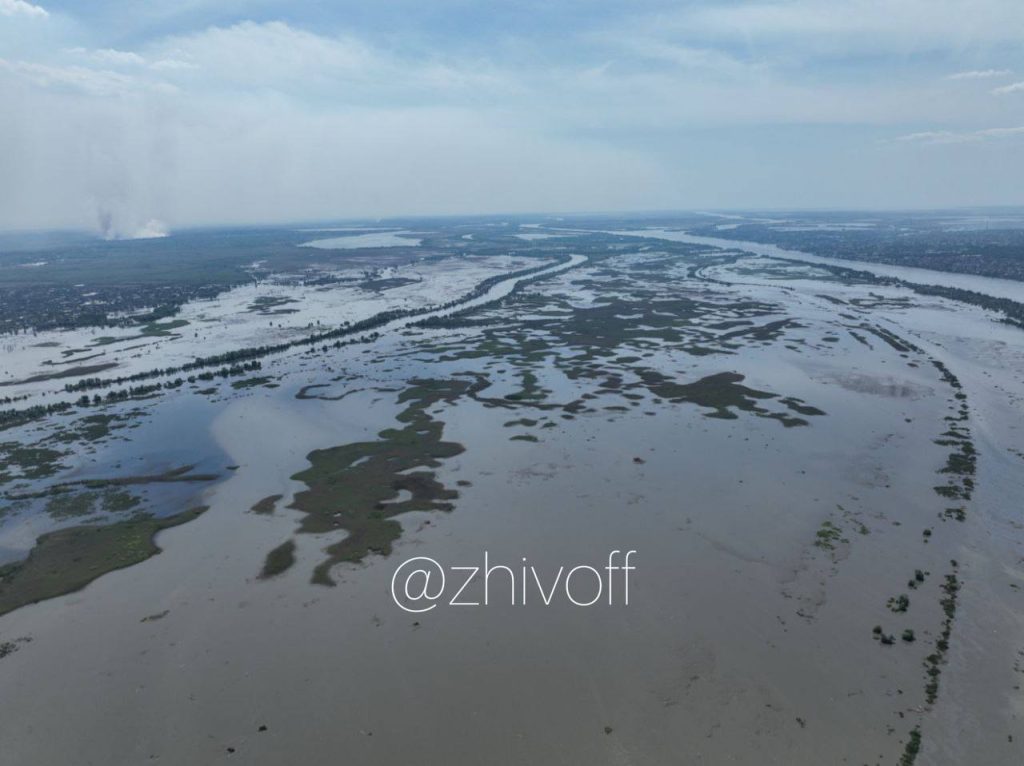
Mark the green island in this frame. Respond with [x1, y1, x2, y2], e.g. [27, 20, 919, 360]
[0, 506, 207, 617]
[269, 378, 470, 584]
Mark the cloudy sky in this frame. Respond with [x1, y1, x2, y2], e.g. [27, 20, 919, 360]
[2, 0, 1023, 235]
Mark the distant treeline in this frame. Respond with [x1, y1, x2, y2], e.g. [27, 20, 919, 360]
[797, 258, 1024, 329]
[0, 401, 73, 431]
[905, 283, 1024, 329]
[69, 361, 264, 402]
[0, 362, 265, 430]
[695, 222, 1024, 283]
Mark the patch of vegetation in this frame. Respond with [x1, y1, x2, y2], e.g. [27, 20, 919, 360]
[297, 384, 348, 400]
[0, 362, 118, 387]
[44, 490, 97, 519]
[0, 506, 207, 618]
[943, 506, 966, 522]
[231, 376, 275, 390]
[48, 411, 139, 445]
[76, 414, 118, 442]
[924, 566, 961, 705]
[813, 520, 846, 550]
[899, 727, 922, 766]
[361, 276, 421, 292]
[91, 319, 190, 346]
[250, 494, 282, 515]
[0, 401, 73, 433]
[260, 539, 296, 578]
[503, 418, 539, 428]
[861, 325, 915, 353]
[246, 295, 300, 315]
[6, 464, 217, 502]
[101, 490, 142, 512]
[504, 370, 546, 402]
[639, 370, 819, 426]
[887, 593, 910, 613]
[284, 378, 470, 585]
[0, 443, 66, 485]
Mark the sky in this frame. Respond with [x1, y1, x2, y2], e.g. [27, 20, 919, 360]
[1, 0, 1023, 236]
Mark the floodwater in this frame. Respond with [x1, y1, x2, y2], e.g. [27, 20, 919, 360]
[614, 227, 1024, 302]
[0, 236, 1022, 765]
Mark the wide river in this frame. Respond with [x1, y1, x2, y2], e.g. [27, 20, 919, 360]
[609, 228, 1024, 303]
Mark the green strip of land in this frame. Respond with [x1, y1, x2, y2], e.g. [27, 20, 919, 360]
[0, 506, 207, 618]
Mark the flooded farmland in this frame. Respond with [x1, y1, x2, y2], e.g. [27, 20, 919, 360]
[1, 221, 1022, 765]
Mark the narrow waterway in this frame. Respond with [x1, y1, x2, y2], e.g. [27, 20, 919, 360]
[370, 253, 587, 336]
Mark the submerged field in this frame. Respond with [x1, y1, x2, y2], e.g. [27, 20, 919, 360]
[0, 219, 1022, 764]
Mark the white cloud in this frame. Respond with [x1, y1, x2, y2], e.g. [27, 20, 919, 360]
[149, 58, 197, 71]
[947, 69, 1011, 79]
[894, 126, 1024, 143]
[147, 21, 511, 99]
[1, 59, 132, 96]
[68, 48, 146, 67]
[2, 7, 1024, 228]
[894, 130, 963, 144]
[0, 54, 679, 233]
[0, 58, 175, 96]
[91, 49, 146, 66]
[992, 81, 1024, 95]
[0, 0, 47, 18]
[585, 31, 759, 79]
[978, 126, 1024, 138]
[68, 47, 201, 73]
